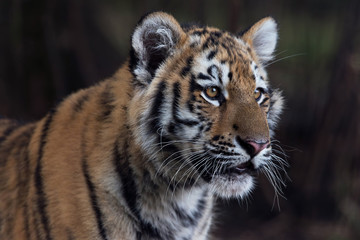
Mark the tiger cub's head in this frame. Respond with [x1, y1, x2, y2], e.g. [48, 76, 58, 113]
[128, 12, 284, 199]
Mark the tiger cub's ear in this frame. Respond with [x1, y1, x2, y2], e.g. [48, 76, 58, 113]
[130, 12, 185, 86]
[241, 17, 278, 64]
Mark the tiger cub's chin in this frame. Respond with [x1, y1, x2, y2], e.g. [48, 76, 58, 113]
[210, 173, 255, 199]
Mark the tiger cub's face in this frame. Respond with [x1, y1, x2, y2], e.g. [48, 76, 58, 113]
[129, 12, 284, 199]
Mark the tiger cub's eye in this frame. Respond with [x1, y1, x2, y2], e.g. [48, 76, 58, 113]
[254, 89, 262, 101]
[205, 87, 220, 99]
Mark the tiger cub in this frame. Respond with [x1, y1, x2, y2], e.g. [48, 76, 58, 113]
[0, 12, 284, 240]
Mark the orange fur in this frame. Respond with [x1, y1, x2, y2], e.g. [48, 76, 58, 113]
[0, 12, 284, 240]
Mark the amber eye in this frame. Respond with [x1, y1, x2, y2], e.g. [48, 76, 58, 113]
[205, 86, 220, 99]
[254, 88, 262, 101]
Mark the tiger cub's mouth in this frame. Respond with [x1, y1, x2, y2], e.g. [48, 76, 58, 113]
[201, 146, 258, 176]
[225, 160, 256, 176]
[195, 152, 258, 179]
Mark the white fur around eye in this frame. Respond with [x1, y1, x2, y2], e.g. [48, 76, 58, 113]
[200, 91, 220, 107]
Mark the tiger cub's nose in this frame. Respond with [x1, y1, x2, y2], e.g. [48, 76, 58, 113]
[246, 140, 270, 156]
[236, 137, 270, 157]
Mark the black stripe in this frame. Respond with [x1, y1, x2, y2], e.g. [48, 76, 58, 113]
[187, 100, 195, 113]
[113, 140, 163, 239]
[167, 123, 176, 135]
[34, 110, 55, 240]
[176, 118, 199, 126]
[0, 123, 19, 146]
[202, 33, 220, 50]
[221, 42, 233, 59]
[209, 149, 240, 157]
[113, 140, 140, 220]
[218, 141, 235, 148]
[172, 82, 199, 126]
[81, 119, 108, 240]
[159, 135, 179, 153]
[173, 190, 207, 227]
[202, 37, 212, 50]
[190, 124, 204, 142]
[219, 75, 223, 85]
[197, 73, 211, 80]
[211, 31, 223, 38]
[82, 160, 108, 240]
[180, 56, 193, 78]
[191, 28, 208, 36]
[141, 222, 163, 239]
[260, 97, 270, 105]
[193, 190, 207, 222]
[207, 65, 220, 83]
[207, 64, 224, 86]
[181, 66, 191, 78]
[190, 75, 203, 96]
[188, 75, 203, 114]
[148, 81, 167, 135]
[206, 49, 217, 61]
[207, 65, 217, 80]
[204, 122, 212, 132]
[33, 206, 42, 240]
[1, 125, 34, 168]
[73, 92, 90, 113]
[228, 72, 233, 82]
[97, 84, 115, 122]
[235, 136, 254, 157]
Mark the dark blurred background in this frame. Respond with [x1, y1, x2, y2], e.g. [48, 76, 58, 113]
[1, 0, 359, 239]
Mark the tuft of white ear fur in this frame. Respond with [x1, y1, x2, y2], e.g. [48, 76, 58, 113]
[242, 17, 278, 64]
[130, 12, 184, 85]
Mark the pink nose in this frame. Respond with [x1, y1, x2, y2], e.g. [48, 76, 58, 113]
[236, 136, 270, 157]
[246, 140, 270, 156]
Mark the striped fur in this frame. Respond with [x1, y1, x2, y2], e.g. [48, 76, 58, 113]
[0, 12, 285, 240]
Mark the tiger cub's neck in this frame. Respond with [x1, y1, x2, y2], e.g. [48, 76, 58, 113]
[113, 131, 213, 239]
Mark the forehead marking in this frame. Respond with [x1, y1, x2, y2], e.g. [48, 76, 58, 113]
[194, 52, 231, 101]
[207, 65, 221, 84]
[207, 49, 218, 61]
[197, 73, 211, 80]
